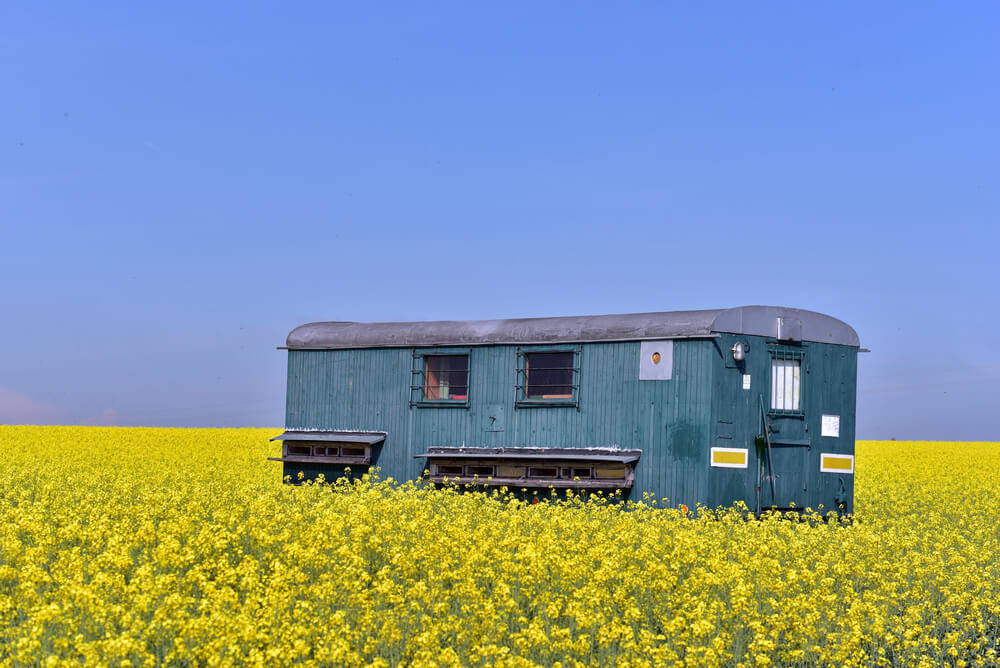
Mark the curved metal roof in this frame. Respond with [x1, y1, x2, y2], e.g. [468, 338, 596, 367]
[285, 305, 860, 350]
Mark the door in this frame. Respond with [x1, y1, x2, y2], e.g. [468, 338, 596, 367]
[710, 341, 757, 508]
[758, 346, 810, 509]
[760, 440, 809, 509]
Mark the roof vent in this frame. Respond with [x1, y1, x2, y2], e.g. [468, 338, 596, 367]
[777, 317, 803, 342]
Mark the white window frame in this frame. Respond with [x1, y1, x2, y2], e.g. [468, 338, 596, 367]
[769, 348, 804, 414]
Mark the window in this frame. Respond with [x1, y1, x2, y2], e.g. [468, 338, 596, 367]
[516, 347, 580, 406]
[424, 355, 468, 400]
[525, 352, 573, 398]
[771, 357, 801, 411]
[411, 349, 471, 407]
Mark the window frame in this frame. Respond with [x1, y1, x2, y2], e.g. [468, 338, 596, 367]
[515, 344, 581, 409]
[410, 347, 471, 408]
[768, 345, 805, 417]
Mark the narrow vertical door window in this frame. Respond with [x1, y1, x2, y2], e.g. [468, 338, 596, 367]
[771, 358, 801, 411]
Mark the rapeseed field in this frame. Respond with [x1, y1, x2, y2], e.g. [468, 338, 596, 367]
[0, 426, 998, 667]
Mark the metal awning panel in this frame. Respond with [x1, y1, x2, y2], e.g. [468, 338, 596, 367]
[415, 452, 640, 463]
[270, 430, 386, 444]
[268, 455, 372, 465]
[414, 447, 641, 464]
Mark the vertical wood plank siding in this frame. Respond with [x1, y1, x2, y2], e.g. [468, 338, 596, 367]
[285, 341, 715, 506]
[708, 334, 858, 512]
[284, 336, 856, 511]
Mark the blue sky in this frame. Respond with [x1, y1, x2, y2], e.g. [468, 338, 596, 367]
[2, 2, 998, 439]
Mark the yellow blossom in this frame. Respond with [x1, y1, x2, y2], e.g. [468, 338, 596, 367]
[0, 427, 997, 666]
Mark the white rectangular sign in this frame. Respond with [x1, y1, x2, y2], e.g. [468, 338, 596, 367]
[710, 447, 748, 469]
[820, 453, 854, 474]
[821, 414, 840, 438]
[742, 374, 751, 390]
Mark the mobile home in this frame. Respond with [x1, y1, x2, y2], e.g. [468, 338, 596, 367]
[272, 306, 860, 513]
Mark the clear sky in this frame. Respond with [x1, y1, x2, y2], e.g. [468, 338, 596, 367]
[2, 2, 998, 439]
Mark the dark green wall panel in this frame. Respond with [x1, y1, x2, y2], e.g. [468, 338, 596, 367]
[708, 334, 858, 513]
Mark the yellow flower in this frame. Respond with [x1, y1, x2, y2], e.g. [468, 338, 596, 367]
[1, 427, 998, 666]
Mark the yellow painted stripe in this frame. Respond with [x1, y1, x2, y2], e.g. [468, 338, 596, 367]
[822, 455, 853, 471]
[712, 450, 746, 465]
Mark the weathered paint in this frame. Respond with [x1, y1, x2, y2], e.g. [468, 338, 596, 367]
[281, 334, 858, 512]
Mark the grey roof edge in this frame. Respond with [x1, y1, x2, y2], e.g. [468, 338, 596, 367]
[285, 306, 859, 350]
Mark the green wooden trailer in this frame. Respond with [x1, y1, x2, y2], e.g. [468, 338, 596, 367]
[272, 306, 861, 513]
